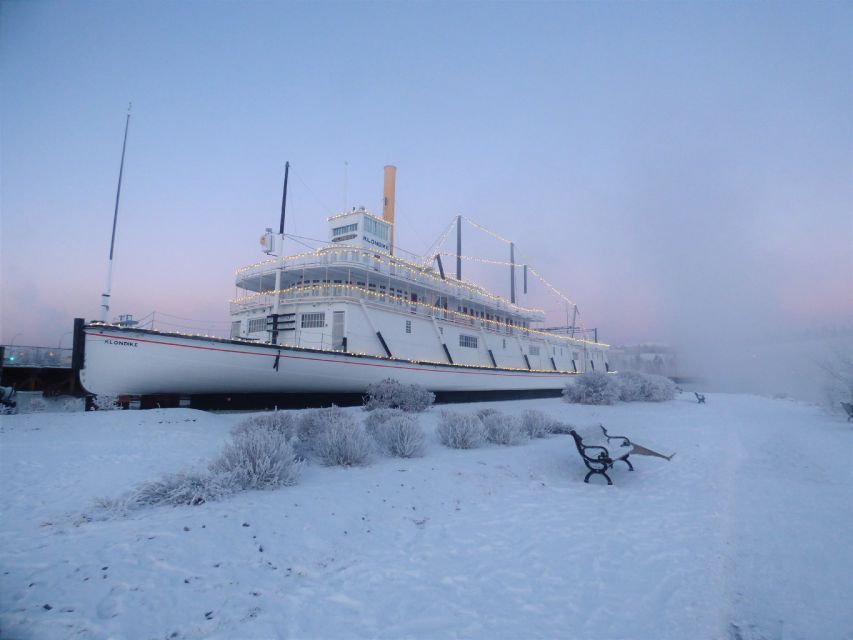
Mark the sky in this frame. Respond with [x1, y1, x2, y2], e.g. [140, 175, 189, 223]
[2, 1, 851, 379]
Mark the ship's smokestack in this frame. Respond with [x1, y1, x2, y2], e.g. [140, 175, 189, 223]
[383, 165, 396, 255]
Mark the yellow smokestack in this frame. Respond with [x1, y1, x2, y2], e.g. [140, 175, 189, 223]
[383, 165, 396, 255]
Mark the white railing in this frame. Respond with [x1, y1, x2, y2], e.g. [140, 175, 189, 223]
[235, 247, 545, 321]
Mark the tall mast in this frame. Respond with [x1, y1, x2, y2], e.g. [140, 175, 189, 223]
[100, 104, 131, 323]
[272, 161, 290, 336]
[456, 215, 462, 281]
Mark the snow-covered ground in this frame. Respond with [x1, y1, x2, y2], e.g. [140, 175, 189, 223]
[1, 394, 850, 640]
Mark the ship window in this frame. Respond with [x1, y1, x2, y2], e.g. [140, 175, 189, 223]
[364, 216, 390, 240]
[459, 334, 478, 349]
[301, 312, 325, 328]
[439, 327, 444, 335]
[247, 317, 266, 333]
[405, 320, 412, 334]
[502, 339, 506, 349]
[529, 345, 540, 356]
[332, 223, 358, 236]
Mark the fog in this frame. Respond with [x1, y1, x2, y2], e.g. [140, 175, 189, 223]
[2, 2, 850, 402]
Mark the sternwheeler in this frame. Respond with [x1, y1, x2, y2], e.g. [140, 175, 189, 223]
[80, 166, 609, 403]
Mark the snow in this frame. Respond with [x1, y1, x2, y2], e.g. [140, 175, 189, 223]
[1, 394, 851, 639]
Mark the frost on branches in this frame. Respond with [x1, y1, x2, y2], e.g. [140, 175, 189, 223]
[363, 378, 435, 413]
[563, 371, 676, 405]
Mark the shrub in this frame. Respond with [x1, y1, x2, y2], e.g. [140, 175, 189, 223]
[563, 372, 620, 405]
[313, 411, 372, 466]
[296, 406, 346, 456]
[482, 412, 527, 446]
[127, 471, 237, 508]
[367, 414, 426, 458]
[521, 409, 554, 438]
[364, 378, 435, 412]
[476, 407, 499, 421]
[210, 427, 303, 489]
[231, 412, 298, 441]
[548, 421, 577, 435]
[616, 371, 676, 402]
[363, 408, 407, 432]
[436, 411, 486, 449]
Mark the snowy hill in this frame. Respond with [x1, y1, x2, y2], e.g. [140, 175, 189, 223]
[1, 394, 850, 639]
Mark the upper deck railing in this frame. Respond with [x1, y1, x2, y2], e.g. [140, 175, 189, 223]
[235, 245, 545, 321]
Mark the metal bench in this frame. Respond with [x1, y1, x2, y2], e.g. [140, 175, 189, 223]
[694, 392, 706, 404]
[568, 426, 634, 485]
[841, 402, 853, 422]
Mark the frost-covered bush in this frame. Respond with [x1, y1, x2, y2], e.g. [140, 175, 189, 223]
[126, 471, 237, 508]
[437, 411, 486, 449]
[548, 421, 578, 435]
[521, 409, 554, 438]
[231, 411, 298, 441]
[210, 426, 303, 489]
[562, 372, 620, 405]
[819, 346, 853, 413]
[616, 371, 676, 402]
[482, 412, 527, 446]
[367, 414, 426, 458]
[313, 410, 372, 466]
[363, 408, 407, 432]
[476, 407, 499, 421]
[296, 406, 346, 456]
[92, 394, 122, 411]
[364, 378, 435, 413]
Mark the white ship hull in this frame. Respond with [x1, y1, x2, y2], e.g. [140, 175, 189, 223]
[80, 325, 576, 397]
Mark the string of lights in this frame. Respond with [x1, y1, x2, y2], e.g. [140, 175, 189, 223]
[462, 216, 513, 244]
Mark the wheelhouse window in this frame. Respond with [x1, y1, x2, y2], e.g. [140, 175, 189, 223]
[459, 334, 478, 349]
[301, 312, 325, 328]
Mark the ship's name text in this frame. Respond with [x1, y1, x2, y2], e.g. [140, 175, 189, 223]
[105, 339, 139, 347]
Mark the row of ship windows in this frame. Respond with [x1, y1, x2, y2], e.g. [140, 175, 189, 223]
[241, 314, 580, 359]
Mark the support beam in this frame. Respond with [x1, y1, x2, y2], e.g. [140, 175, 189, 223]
[435, 254, 446, 280]
[523, 264, 527, 294]
[376, 332, 393, 358]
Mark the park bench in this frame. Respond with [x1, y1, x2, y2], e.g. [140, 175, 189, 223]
[695, 392, 706, 404]
[568, 426, 634, 485]
[841, 402, 853, 422]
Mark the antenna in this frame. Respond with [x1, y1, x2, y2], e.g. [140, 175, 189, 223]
[100, 103, 132, 322]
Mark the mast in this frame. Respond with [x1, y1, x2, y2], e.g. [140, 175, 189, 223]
[510, 242, 516, 304]
[272, 161, 290, 336]
[456, 215, 462, 281]
[100, 104, 131, 323]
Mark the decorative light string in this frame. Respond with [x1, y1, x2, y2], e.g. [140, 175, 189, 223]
[462, 216, 512, 244]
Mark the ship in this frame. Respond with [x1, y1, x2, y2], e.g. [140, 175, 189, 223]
[80, 166, 609, 401]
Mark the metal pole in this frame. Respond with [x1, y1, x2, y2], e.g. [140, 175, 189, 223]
[279, 161, 290, 235]
[456, 215, 462, 281]
[510, 242, 516, 304]
[100, 105, 131, 322]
